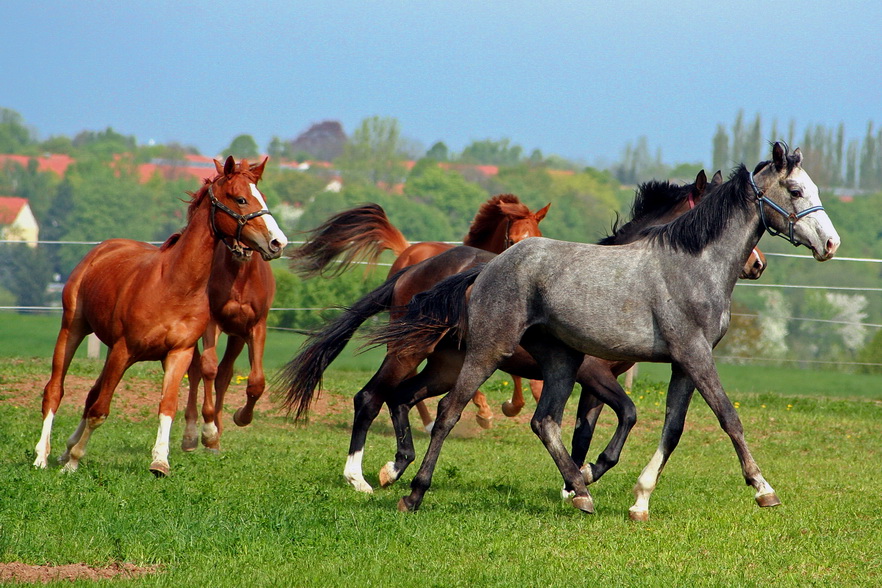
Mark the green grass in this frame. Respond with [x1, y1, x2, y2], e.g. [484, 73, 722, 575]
[1, 349, 881, 586]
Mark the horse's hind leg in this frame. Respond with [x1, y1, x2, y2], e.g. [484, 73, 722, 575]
[34, 314, 90, 468]
[60, 343, 131, 473]
[471, 390, 493, 429]
[573, 362, 637, 487]
[182, 346, 202, 452]
[381, 350, 462, 488]
[233, 326, 266, 428]
[501, 376, 526, 417]
[344, 354, 418, 493]
[522, 339, 593, 513]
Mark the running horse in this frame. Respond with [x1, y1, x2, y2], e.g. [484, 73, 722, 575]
[378, 143, 839, 517]
[33, 156, 287, 476]
[277, 171, 759, 494]
[291, 194, 550, 429]
[181, 187, 278, 453]
[499, 171, 767, 418]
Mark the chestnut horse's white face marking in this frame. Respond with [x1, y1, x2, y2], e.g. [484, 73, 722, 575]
[249, 183, 288, 249]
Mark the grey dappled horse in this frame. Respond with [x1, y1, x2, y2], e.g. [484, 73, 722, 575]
[385, 143, 840, 519]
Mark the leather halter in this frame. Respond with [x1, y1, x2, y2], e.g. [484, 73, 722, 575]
[748, 171, 824, 247]
[208, 184, 273, 256]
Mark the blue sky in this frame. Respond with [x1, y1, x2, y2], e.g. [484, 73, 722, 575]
[3, 1, 879, 167]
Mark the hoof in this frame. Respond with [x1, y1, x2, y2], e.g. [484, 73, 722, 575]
[379, 462, 399, 488]
[501, 401, 523, 418]
[475, 413, 493, 430]
[572, 495, 595, 514]
[149, 461, 170, 478]
[233, 407, 253, 427]
[181, 436, 198, 452]
[628, 508, 649, 522]
[756, 492, 782, 508]
[397, 497, 417, 513]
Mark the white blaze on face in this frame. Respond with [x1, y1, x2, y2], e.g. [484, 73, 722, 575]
[790, 169, 840, 256]
[249, 183, 288, 247]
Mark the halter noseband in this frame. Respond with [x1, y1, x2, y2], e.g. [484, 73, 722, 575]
[208, 184, 273, 256]
[748, 171, 825, 247]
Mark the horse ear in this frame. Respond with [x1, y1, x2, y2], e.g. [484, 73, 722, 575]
[711, 170, 723, 185]
[534, 203, 551, 222]
[792, 147, 803, 167]
[223, 155, 236, 176]
[213, 159, 224, 174]
[694, 170, 707, 194]
[250, 157, 268, 181]
[772, 141, 787, 171]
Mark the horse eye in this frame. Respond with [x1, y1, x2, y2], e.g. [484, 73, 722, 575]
[789, 189, 801, 198]
[236, 197, 247, 205]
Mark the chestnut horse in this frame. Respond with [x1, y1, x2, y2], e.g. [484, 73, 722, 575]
[181, 240, 276, 452]
[291, 194, 550, 428]
[33, 156, 287, 476]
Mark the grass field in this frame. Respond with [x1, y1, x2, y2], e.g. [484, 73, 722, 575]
[1, 313, 881, 585]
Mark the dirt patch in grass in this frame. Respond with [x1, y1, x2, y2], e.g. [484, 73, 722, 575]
[0, 562, 159, 583]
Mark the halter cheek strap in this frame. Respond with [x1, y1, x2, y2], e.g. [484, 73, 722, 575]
[748, 173, 825, 247]
[208, 185, 273, 256]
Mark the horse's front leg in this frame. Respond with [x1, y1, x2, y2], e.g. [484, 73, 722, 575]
[198, 324, 221, 450]
[501, 376, 526, 417]
[683, 355, 780, 509]
[151, 347, 195, 477]
[471, 390, 494, 429]
[232, 325, 266, 427]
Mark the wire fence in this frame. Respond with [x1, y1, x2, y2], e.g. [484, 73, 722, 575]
[2, 242, 881, 368]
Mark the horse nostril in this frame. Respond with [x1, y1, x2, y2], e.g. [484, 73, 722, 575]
[826, 238, 839, 255]
[270, 239, 283, 253]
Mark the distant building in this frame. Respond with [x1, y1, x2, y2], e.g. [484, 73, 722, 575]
[0, 196, 39, 247]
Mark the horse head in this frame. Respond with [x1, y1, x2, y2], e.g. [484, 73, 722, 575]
[464, 195, 550, 252]
[205, 156, 288, 261]
[496, 198, 551, 247]
[751, 142, 840, 261]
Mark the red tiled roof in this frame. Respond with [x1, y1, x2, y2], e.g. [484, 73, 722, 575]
[0, 154, 74, 176]
[0, 196, 29, 225]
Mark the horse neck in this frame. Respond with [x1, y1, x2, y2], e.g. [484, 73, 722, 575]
[164, 200, 220, 294]
[463, 220, 508, 254]
[699, 199, 765, 292]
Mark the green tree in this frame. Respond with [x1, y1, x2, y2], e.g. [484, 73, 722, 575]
[225, 134, 260, 160]
[425, 141, 449, 161]
[0, 108, 36, 153]
[712, 124, 730, 172]
[403, 161, 489, 235]
[336, 116, 407, 189]
[459, 138, 523, 166]
[71, 127, 137, 160]
[0, 244, 53, 308]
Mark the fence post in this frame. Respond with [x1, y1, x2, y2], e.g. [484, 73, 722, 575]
[87, 333, 101, 359]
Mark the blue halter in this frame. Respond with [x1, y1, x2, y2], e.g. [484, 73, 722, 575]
[748, 172, 825, 247]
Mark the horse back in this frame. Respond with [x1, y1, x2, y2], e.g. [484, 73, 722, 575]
[388, 242, 454, 275]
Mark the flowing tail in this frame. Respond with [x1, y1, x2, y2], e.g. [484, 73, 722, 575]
[274, 268, 406, 419]
[368, 264, 485, 357]
[290, 203, 410, 277]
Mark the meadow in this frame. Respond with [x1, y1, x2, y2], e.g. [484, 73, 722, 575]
[0, 313, 881, 586]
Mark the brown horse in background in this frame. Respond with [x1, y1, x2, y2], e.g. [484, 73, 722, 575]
[291, 194, 550, 428]
[181, 240, 276, 452]
[33, 156, 287, 476]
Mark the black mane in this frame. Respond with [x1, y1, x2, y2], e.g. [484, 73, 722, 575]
[597, 180, 693, 246]
[642, 165, 754, 254]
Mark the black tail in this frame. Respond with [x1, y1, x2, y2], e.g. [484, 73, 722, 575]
[273, 268, 406, 420]
[368, 264, 485, 357]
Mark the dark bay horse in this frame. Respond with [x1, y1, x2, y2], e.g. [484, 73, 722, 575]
[276, 171, 743, 494]
[377, 143, 839, 518]
[33, 156, 287, 476]
[181, 239, 276, 452]
[291, 194, 551, 428]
